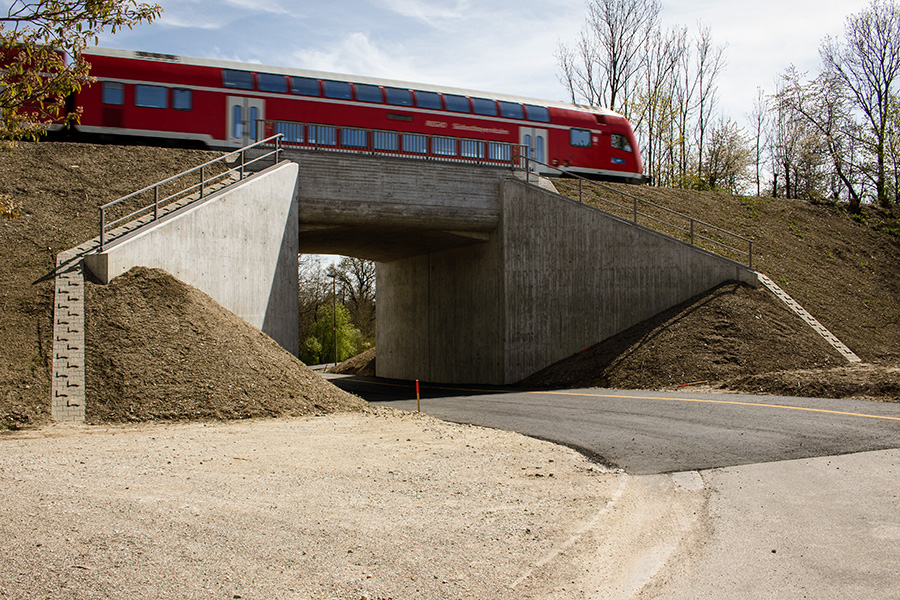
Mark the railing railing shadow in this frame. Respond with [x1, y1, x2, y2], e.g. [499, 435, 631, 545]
[521, 158, 754, 269]
[98, 135, 284, 251]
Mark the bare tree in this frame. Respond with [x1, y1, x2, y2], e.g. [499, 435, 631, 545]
[776, 68, 865, 209]
[556, 0, 661, 115]
[821, 0, 900, 208]
[329, 257, 376, 343]
[693, 25, 726, 185]
[634, 25, 685, 184]
[748, 88, 769, 197]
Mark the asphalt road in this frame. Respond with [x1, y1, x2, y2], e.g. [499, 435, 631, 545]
[327, 375, 900, 475]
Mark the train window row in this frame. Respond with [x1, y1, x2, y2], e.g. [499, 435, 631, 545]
[102, 82, 193, 111]
[221, 68, 551, 122]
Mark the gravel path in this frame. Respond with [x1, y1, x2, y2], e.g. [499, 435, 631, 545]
[0, 410, 705, 600]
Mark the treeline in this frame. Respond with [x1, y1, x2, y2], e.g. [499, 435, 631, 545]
[298, 255, 375, 365]
[558, 0, 900, 211]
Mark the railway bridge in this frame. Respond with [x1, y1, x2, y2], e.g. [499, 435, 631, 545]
[79, 141, 756, 390]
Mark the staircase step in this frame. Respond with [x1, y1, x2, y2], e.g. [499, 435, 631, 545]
[757, 273, 861, 363]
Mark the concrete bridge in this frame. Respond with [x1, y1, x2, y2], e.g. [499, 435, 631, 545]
[83, 151, 757, 386]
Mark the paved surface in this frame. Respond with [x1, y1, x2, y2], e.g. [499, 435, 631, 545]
[328, 376, 900, 597]
[638, 449, 900, 599]
[326, 376, 900, 474]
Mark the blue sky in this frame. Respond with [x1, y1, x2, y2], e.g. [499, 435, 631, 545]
[6, 0, 875, 123]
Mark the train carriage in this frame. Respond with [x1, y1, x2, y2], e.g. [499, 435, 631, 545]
[71, 47, 646, 182]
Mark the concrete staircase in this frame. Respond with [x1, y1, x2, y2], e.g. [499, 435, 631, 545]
[757, 273, 861, 363]
[50, 171, 241, 422]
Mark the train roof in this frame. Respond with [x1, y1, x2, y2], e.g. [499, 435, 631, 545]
[84, 46, 622, 119]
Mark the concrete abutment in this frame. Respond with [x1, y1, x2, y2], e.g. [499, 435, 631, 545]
[376, 178, 757, 384]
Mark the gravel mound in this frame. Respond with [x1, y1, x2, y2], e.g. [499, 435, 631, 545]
[85, 267, 367, 423]
[327, 347, 376, 376]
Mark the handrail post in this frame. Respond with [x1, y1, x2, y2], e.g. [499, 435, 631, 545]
[240, 149, 245, 179]
[99, 209, 105, 252]
[690, 219, 694, 245]
[749, 240, 754, 270]
[633, 196, 638, 224]
[200, 165, 205, 199]
[578, 178, 583, 203]
[154, 186, 159, 220]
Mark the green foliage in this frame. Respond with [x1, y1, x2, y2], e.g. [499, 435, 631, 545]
[1, 1, 162, 146]
[300, 336, 323, 366]
[300, 303, 361, 365]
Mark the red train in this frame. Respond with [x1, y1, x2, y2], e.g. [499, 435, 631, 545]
[67, 47, 646, 182]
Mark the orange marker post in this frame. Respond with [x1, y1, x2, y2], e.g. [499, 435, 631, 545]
[416, 379, 420, 412]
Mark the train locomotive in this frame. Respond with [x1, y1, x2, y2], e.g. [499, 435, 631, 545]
[65, 47, 646, 182]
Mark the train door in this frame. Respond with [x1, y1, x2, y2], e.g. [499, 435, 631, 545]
[227, 96, 265, 147]
[520, 127, 548, 170]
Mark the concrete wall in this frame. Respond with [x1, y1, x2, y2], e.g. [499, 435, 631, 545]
[377, 178, 757, 384]
[500, 180, 756, 383]
[84, 162, 300, 356]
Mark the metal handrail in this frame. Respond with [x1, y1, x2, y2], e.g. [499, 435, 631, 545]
[99, 134, 284, 251]
[258, 119, 528, 170]
[521, 157, 754, 269]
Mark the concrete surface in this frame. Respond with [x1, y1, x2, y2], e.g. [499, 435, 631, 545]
[294, 151, 508, 261]
[84, 162, 300, 356]
[377, 179, 757, 384]
[639, 449, 900, 599]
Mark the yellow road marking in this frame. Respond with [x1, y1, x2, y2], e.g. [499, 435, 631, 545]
[329, 375, 900, 423]
[532, 390, 900, 422]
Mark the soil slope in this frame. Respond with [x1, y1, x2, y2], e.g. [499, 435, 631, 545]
[3, 143, 899, 429]
[1, 143, 229, 428]
[85, 267, 366, 423]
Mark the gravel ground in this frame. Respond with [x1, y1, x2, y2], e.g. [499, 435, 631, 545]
[0, 410, 711, 600]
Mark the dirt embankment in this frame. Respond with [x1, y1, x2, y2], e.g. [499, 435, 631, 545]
[2, 143, 899, 429]
[85, 267, 366, 423]
[1, 143, 227, 429]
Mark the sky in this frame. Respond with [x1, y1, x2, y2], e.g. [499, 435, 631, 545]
[81, 0, 874, 125]
[5, 0, 874, 124]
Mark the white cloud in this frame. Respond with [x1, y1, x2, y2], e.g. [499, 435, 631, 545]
[377, 0, 472, 27]
[291, 32, 419, 81]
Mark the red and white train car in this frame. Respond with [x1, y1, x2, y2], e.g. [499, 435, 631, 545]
[71, 47, 646, 182]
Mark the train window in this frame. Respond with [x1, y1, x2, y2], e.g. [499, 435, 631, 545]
[570, 129, 591, 148]
[611, 134, 633, 152]
[444, 94, 471, 113]
[173, 88, 192, 111]
[386, 87, 413, 106]
[291, 77, 320, 96]
[524, 104, 550, 122]
[102, 82, 124, 105]
[355, 84, 383, 103]
[414, 90, 441, 110]
[498, 101, 524, 119]
[472, 98, 498, 116]
[223, 69, 254, 90]
[258, 73, 287, 93]
[135, 84, 167, 109]
[323, 80, 352, 100]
